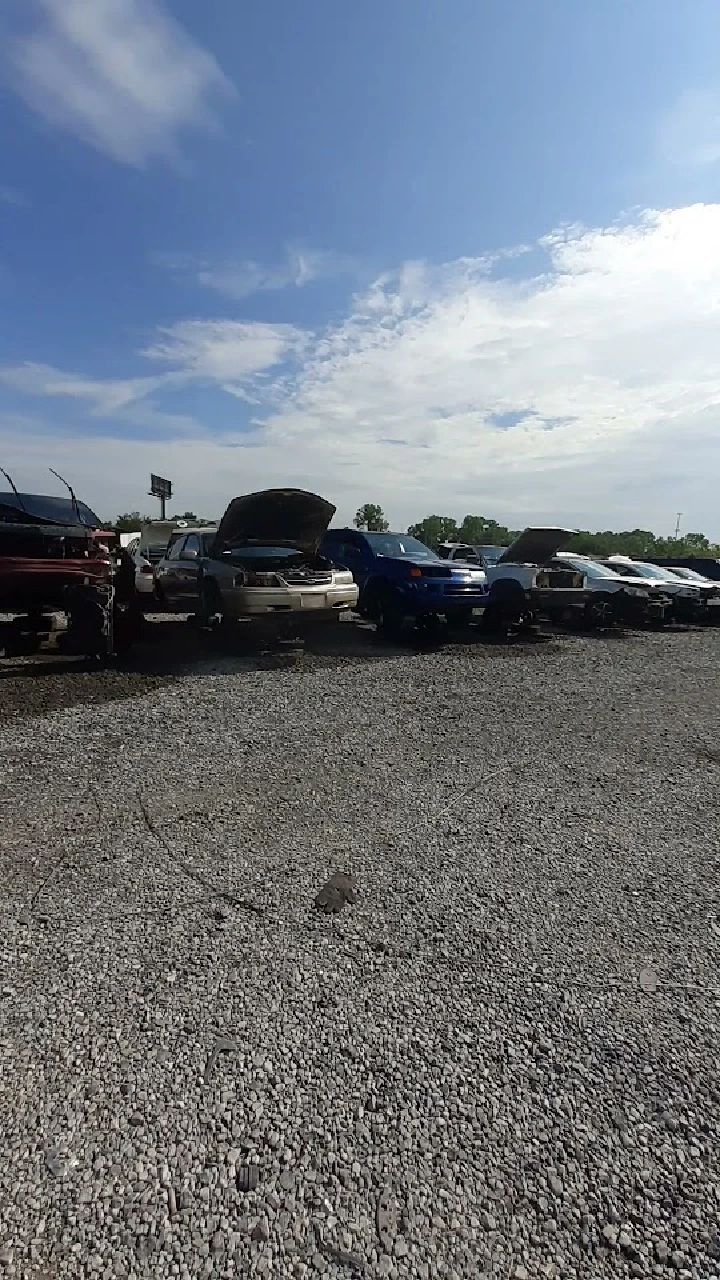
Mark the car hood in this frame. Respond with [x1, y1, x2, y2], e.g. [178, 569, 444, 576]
[213, 489, 336, 556]
[498, 526, 577, 565]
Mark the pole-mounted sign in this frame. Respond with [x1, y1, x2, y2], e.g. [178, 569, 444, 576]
[149, 474, 173, 519]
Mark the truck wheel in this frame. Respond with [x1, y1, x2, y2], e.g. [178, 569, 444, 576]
[585, 593, 614, 629]
[199, 578, 223, 627]
[376, 587, 405, 639]
[483, 579, 526, 636]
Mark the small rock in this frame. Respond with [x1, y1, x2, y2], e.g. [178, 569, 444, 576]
[619, 1231, 633, 1252]
[654, 1242, 669, 1262]
[602, 1225, 618, 1247]
[251, 1217, 270, 1243]
[671, 1252, 686, 1270]
[0, 1246, 14, 1266]
[211, 1231, 224, 1254]
[378, 1256, 393, 1277]
[481, 1211, 497, 1231]
[514, 1267, 529, 1280]
[129, 1113, 144, 1127]
[394, 1237, 408, 1258]
[45, 1148, 71, 1179]
[639, 966, 658, 994]
[549, 1176, 563, 1196]
[314, 871, 358, 914]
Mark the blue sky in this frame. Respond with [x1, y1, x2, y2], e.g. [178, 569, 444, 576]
[2, 0, 720, 534]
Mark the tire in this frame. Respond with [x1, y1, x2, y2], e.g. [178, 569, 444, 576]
[375, 586, 406, 639]
[199, 578, 223, 627]
[584, 592, 615, 629]
[483, 579, 527, 636]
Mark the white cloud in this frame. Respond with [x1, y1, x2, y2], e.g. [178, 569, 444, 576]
[143, 320, 309, 392]
[657, 89, 720, 169]
[0, 362, 171, 413]
[3, 205, 720, 535]
[7, 0, 231, 166]
[151, 246, 352, 299]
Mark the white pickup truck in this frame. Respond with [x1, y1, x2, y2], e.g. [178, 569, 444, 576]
[439, 528, 589, 631]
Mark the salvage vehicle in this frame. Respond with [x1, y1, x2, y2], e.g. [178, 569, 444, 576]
[602, 557, 709, 623]
[550, 553, 671, 627]
[0, 477, 141, 659]
[469, 528, 590, 634]
[153, 489, 358, 633]
[122, 534, 156, 602]
[319, 528, 489, 636]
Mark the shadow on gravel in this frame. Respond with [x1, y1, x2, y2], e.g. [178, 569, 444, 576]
[0, 613, 569, 721]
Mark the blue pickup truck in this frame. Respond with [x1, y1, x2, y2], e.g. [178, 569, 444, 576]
[320, 528, 489, 635]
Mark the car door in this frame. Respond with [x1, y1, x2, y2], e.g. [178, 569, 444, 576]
[329, 532, 370, 589]
[174, 533, 203, 608]
[155, 534, 189, 609]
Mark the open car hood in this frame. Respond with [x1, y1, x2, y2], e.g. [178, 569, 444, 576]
[498, 526, 577, 565]
[213, 489, 336, 556]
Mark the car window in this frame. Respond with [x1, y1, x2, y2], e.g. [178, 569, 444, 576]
[167, 536, 186, 560]
[184, 535, 200, 555]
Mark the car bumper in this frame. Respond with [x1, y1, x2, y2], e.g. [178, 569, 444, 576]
[527, 587, 590, 608]
[220, 583, 359, 620]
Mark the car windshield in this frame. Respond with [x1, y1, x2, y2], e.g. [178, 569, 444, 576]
[625, 561, 678, 581]
[363, 533, 439, 560]
[477, 545, 506, 564]
[560, 555, 621, 580]
[662, 566, 706, 583]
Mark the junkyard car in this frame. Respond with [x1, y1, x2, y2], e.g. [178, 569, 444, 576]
[467, 528, 590, 632]
[320, 529, 489, 635]
[153, 489, 358, 631]
[0, 481, 141, 659]
[551, 553, 671, 627]
[602, 557, 709, 623]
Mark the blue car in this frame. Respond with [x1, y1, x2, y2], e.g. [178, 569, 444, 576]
[320, 528, 489, 635]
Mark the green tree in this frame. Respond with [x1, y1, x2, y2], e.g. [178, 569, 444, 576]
[457, 514, 514, 546]
[354, 503, 389, 532]
[406, 515, 459, 550]
[171, 511, 198, 522]
[114, 511, 153, 533]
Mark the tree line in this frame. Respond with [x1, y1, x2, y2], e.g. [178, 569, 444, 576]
[353, 504, 720, 559]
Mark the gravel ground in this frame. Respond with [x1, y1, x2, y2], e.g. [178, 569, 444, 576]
[1, 624, 720, 1280]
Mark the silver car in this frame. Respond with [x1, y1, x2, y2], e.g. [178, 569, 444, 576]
[154, 488, 358, 631]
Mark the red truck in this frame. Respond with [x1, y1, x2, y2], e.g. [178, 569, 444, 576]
[0, 474, 141, 660]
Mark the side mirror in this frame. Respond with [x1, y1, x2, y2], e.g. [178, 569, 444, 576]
[180, 548, 198, 561]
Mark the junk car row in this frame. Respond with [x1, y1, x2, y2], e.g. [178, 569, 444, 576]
[1, 476, 719, 660]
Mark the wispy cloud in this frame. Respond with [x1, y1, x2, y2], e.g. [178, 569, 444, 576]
[143, 320, 308, 397]
[657, 88, 720, 169]
[4, 205, 720, 533]
[151, 246, 354, 299]
[6, 0, 232, 166]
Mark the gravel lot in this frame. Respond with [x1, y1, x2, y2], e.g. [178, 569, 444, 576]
[1, 622, 720, 1280]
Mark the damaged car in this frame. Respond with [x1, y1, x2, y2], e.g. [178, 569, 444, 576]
[474, 527, 591, 633]
[0, 474, 141, 660]
[153, 488, 358, 633]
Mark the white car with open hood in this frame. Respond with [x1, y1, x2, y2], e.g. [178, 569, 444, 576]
[153, 488, 358, 631]
[470, 527, 590, 631]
